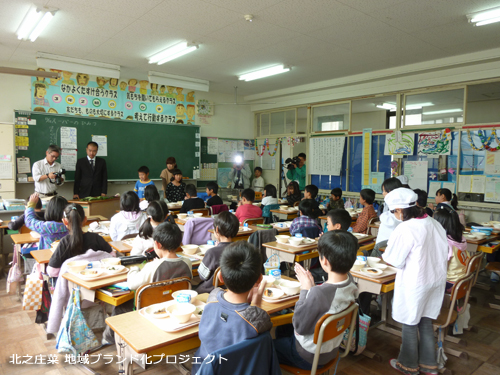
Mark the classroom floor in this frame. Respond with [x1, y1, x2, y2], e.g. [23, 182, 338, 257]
[0, 276, 499, 375]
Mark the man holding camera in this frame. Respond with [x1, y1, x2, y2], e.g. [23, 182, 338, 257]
[32, 144, 65, 197]
[286, 153, 307, 191]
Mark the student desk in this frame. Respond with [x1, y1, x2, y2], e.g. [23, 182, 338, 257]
[465, 234, 500, 254]
[263, 241, 318, 264]
[63, 270, 130, 303]
[270, 209, 298, 221]
[207, 227, 256, 242]
[82, 226, 112, 242]
[248, 224, 290, 233]
[69, 197, 120, 221]
[109, 241, 133, 256]
[31, 249, 52, 264]
[106, 281, 300, 375]
[11, 233, 42, 298]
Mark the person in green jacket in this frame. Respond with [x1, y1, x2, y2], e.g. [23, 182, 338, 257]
[286, 153, 307, 191]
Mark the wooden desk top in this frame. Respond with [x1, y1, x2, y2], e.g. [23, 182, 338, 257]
[109, 241, 133, 254]
[466, 234, 500, 245]
[87, 215, 109, 222]
[0, 220, 10, 229]
[69, 197, 120, 205]
[208, 228, 255, 237]
[353, 234, 376, 245]
[62, 271, 128, 290]
[271, 209, 299, 215]
[249, 225, 289, 233]
[31, 249, 52, 264]
[350, 270, 397, 285]
[11, 233, 39, 244]
[263, 241, 318, 254]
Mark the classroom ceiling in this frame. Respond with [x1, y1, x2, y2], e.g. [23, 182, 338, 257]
[1, 0, 500, 98]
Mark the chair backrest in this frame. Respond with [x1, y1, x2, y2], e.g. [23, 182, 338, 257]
[293, 201, 300, 207]
[210, 204, 229, 215]
[213, 266, 225, 288]
[262, 204, 280, 219]
[466, 252, 483, 286]
[310, 303, 358, 373]
[366, 217, 378, 236]
[192, 208, 211, 217]
[440, 273, 475, 328]
[243, 217, 265, 226]
[120, 233, 138, 241]
[299, 226, 321, 239]
[135, 277, 192, 309]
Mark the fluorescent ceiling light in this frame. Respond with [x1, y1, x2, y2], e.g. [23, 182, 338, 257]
[149, 42, 199, 65]
[468, 6, 500, 26]
[16, 5, 57, 42]
[148, 71, 209, 92]
[423, 108, 462, 115]
[36, 52, 120, 79]
[376, 103, 396, 110]
[239, 65, 291, 81]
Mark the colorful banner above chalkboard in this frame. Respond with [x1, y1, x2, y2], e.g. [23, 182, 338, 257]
[31, 69, 195, 124]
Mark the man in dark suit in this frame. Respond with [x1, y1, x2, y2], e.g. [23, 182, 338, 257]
[73, 141, 108, 199]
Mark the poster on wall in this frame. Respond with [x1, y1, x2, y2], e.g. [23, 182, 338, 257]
[309, 136, 345, 176]
[31, 71, 195, 124]
[417, 130, 451, 155]
[384, 131, 414, 155]
[403, 161, 428, 192]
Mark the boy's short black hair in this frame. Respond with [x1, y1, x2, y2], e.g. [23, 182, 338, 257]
[120, 191, 140, 212]
[29, 196, 43, 210]
[152, 222, 183, 252]
[413, 188, 428, 207]
[264, 184, 277, 198]
[298, 153, 306, 160]
[206, 181, 218, 194]
[185, 184, 197, 197]
[330, 187, 342, 198]
[144, 184, 160, 202]
[326, 209, 352, 231]
[304, 184, 318, 199]
[298, 199, 320, 219]
[44, 196, 68, 222]
[254, 167, 263, 173]
[220, 242, 262, 294]
[318, 230, 357, 274]
[360, 189, 375, 205]
[241, 188, 255, 202]
[138, 166, 149, 174]
[213, 211, 239, 238]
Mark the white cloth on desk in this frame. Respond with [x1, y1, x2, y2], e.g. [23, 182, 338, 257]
[375, 211, 401, 244]
[32, 158, 65, 194]
[382, 216, 448, 326]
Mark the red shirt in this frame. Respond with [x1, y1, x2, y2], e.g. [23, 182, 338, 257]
[235, 204, 263, 223]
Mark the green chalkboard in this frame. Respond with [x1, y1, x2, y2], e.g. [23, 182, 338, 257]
[15, 110, 200, 180]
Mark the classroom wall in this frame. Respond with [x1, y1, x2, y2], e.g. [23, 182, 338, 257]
[466, 99, 500, 124]
[351, 111, 387, 132]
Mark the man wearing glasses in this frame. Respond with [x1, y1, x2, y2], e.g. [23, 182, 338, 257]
[32, 145, 65, 197]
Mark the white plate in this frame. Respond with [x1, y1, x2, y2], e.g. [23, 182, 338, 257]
[359, 267, 383, 276]
[263, 288, 284, 300]
[78, 268, 104, 280]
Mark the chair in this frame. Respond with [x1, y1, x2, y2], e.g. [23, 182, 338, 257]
[182, 217, 214, 245]
[485, 262, 500, 310]
[293, 201, 300, 207]
[243, 217, 265, 226]
[280, 303, 359, 375]
[433, 273, 474, 361]
[120, 233, 138, 241]
[263, 204, 280, 224]
[366, 217, 379, 236]
[213, 266, 225, 288]
[135, 277, 192, 309]
[192, 208, 211, 217]
[210, 204, 229, 215]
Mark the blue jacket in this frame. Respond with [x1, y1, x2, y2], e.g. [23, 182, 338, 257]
[195, 332, 281, 375]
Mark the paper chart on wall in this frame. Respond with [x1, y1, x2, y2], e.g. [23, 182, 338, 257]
[442, 182, 456, 193]
[237, 141, 245, 151]
[0, 162, 13, 179]
[362, 129, 372, 186]
[384, 131, 414, 155]
[403, 161, 428, 192]
[485, 177, 500, 203]
[61, 149, 77, 171]
[16, 157, 31, 174]
[92, 135, 107, 156]
[309, 136, 345, 176]
[471, 176, 486, 194]
[485, 151, 500, 175]
[370, 172, 385, 194]
[428, 181, 441, 198]
[458, 175, 472, 193]
[61, 127, 77, 149]
[417, 131, 451, 155]
[207, 137, 218, 154]
[218, 139, 225, 155]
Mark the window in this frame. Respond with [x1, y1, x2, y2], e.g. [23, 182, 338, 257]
[352, 95, 397, 131]
[312, 102, 350, 132]
[466, 81, 500, 124]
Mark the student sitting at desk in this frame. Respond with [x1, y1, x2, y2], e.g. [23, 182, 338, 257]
[274, 231, 358, 370]
[131, 201, 165, 256]
[326, 209, 352, 232]
[25, 193, 69, 250]
[165, 168, 185, 203]
[102, 222, 191, 345]
[179, 184, 205, 213]
[352, 189, 377, 234]
[134, 166, 155, 199]
[289, 199, 323, 237]
[139, 184, 160, 211]
[326, 188, 344, 211]
[429, 188, 458, 211]
[261, 184, 279, 206]
[194, 242, 271, 373]
[109, 191, 147, 241]
[48, 203, 113, 277]
[235, 189, 262, 223]
[205, 181, 223, 207]
[196, 211, 239, 293]
[284, 181, 301, 207]
[8, 196, 45, 230]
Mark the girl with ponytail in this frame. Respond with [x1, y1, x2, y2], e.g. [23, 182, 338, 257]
[131, 201, 165, 256]
[47, 203, 113, 277]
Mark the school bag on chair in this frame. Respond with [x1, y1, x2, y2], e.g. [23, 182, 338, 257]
[340, 305, 371, 355]
[6, 249, 23, 295]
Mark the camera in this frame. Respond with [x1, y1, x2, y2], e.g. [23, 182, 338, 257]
[50, 169, 66, 185]
[285, 156, 301, 170]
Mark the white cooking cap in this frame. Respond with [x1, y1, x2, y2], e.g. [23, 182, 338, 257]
[384, 188, 418, 210]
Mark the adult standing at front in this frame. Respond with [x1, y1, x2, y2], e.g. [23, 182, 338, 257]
[73, 141, 108, 199]
[32, 145, 65, 197]
[160, 157, 177, 199]
[286, 153, 306, 191]
[382, 188, 448, 375]
[228, 161, 251, 189]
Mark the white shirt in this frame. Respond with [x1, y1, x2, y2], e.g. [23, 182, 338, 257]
[375, 211, 401, 244]
[130, 235, 154, 256]
[383, 216, 448, 325]
[262, 196, 278, 206]
[251, 176, 265, 192]
[32, 158, 65, 194]
[109, 211, 147, 241]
